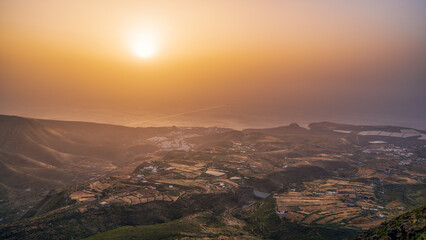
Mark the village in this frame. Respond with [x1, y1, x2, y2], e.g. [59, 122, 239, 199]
[60, 126, 425, 232]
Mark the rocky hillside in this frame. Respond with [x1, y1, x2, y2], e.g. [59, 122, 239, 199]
[355, 205, 425, 240]
[0, 115, 172, 222]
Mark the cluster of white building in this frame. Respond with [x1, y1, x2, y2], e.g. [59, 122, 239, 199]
[362, 146, 414, 158]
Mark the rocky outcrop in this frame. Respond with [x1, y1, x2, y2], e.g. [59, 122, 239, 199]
[355, 205, 425, 240]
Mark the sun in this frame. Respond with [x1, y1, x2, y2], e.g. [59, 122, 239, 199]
[129, 33, 158, 59]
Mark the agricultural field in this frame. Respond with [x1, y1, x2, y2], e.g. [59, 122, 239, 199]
[1, 119, 425, 240]
[276, 178, 405, 229]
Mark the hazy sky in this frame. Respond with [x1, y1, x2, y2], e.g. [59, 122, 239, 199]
[1, 1, 426, 128]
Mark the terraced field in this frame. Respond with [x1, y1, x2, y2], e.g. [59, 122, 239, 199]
[276, 178, 397, 229]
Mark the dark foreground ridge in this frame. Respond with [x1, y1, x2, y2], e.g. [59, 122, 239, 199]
[355, 205, 425, 240]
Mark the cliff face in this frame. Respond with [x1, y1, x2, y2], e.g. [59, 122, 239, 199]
[355, 205, 425, 240]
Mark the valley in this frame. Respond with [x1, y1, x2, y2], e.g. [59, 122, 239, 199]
[0, 115, 425, 239]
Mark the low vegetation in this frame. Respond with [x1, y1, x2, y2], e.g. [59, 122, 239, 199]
[355, 205, 425, 239]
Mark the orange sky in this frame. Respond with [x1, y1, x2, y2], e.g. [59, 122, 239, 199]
[1, 1, 426, 128]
